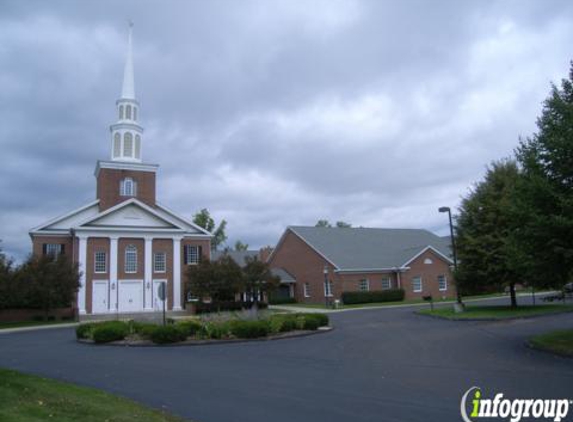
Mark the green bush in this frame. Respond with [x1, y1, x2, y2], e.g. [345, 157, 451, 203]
[150, 325, 188, 344]
[75, 323, 95, 339]
[129, 321, 158, 339]
[91, 321, 129, 344]
[176, 320, 203, 337]
[341, 289, 405, 305]
[230, 320, 269, 339]
[199, 321, 231, 339]
[268, 314, 300, 333]
[268, 297, 297, 305]
[301, 313, 329, 329]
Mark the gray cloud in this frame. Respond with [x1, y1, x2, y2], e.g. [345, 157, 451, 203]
[1, 0, 573, 260]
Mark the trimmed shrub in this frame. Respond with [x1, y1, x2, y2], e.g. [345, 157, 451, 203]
[229, 320, 269, 339]
[91, 321, 129, 344]
[268, 314, 300, 333]
[301, 313, 329, 329]
[76, 323, 95, 339]
[129, 321, 159, 339]
[150, 325, 188, 344]
[176, 320, 203, 337]
[268, 297, 297, 305]
[194, 301, 268, 314]
[341, 289, 405, 305]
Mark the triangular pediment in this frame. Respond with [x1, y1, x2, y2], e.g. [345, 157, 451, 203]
[81, 202, 178, 229]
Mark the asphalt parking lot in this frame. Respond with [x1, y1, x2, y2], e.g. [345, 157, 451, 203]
[1, 296, 572, 422]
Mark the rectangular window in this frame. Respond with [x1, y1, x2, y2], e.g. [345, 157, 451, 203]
[125, 246, 137, 273]
[438, 275, 447, 291]
[184, 245, 199, 265]
[94, 251, 107, 273]
[359, 279, 369, 292]
[44, 243, 63, 257]
[381, 277, 391, 290]
[324, 281, 333, 297]
[304, 283, 311, 298]
[154, 252, 166, 273]
[412, 276, 422, 293]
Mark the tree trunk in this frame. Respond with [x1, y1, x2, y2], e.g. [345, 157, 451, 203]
[509, 283, 518, 308]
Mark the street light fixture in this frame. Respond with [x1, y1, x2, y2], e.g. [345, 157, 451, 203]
[439, 206, 464, 312]
[323, 265, 329, 309]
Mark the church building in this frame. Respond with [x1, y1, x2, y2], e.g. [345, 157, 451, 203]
[29, 25, 212, 317]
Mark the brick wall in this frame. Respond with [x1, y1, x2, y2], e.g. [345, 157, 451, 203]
[96, 168, 156, 211]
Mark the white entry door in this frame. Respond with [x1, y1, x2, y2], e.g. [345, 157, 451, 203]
[153, 280, 167, 311]
[92, 280, 108, 314]
[118, 280, 143, 312]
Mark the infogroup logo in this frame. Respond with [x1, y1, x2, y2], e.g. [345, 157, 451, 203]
[460, 387, 571, 422]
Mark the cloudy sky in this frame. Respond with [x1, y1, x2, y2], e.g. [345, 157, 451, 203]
[1, 0, 572, 261]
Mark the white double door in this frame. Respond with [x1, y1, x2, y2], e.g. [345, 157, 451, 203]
[92, 280, 109, 314]
[118, 280, 144, 312]
[152, 280, 168, 311]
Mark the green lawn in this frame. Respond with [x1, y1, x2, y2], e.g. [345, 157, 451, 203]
[529, 329, 573, 357]
[0, 320, 74, 330]
[417, 304, 573, 320]
[0, 368, 188, 422]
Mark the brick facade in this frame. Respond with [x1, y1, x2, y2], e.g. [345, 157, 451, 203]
[96, 168, 156, 211]
[269, 229, 456, 304]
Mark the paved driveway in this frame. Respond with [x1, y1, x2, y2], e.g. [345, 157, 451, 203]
[1, 297, 572, 422]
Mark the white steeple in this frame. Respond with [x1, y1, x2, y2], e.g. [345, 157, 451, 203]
[109, 22, 144, 163]
[121, 22, 135, 99]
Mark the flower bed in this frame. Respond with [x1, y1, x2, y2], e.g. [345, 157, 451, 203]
[76, 313, 330, 346]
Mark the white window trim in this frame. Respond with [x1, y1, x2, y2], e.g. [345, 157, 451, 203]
[185, 245, 199, 265]
[94, 251, 107, 273]
[45, 243, 62, 257]
[438, 275, 448, 291]
[303, 283, 311, 298]
[324, 281, 333, 297]
[359, 279, 370, 292]
[381, 277, 391, 290]
[412, 276, 423, 293]
[154, 252, 166, 273]
[125, 245, 138, 274]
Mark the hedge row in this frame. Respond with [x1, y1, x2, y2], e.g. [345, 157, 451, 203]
[341, 289, 405, 305]
[193, 301, 268, 314]
[268, 297, 297, 305]
[75, 313, 329, 344]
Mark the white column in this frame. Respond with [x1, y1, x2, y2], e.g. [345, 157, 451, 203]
[77, 235, 88, 315]
[144, 236, 153, 310]
[109, 236, 119, 311]
[172, 237, 182, 311]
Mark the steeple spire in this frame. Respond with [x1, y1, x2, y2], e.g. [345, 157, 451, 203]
[121, 21, 135, 99]
[109, 21, 144, 163]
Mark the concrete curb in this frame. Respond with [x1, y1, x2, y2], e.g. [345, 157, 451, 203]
[0, 322, 79, 335]
[525, 340, 573, 359]
[77, 326, 334, 347]
[415, 307, 573, 322]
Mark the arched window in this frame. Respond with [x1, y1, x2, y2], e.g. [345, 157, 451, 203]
[123, 132, 133, 157]
[126, 105, 132, 120]
[133, 107, 137, 121]
[120, 177, 137, 197]
[119, 105, 124, 120]
[135, 135, 141, 159]
[124, 245, 137, 273]
[113, 133, 121, 157]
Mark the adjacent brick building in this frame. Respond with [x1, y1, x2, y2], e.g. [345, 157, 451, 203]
[267, 226, 456, 304]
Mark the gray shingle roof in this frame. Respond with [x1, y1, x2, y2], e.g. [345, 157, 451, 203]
[288, 226, 452, 270]
[271, 268, 296, 283]
[211, 250, 259, 267]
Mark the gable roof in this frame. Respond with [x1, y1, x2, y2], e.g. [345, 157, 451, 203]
[288, 226, 452, 271]
[30, 198, 212, 237]
[211, 250, 259, 266]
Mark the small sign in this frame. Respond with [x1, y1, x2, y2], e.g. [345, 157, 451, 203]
[158, 282, 166, 301]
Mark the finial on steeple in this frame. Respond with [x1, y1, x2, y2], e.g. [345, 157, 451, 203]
[121, 21, 135, 99]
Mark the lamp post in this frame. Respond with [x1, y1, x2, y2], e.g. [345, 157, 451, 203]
[323, 265, 329, 309]
[439, 206, 464, 312]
